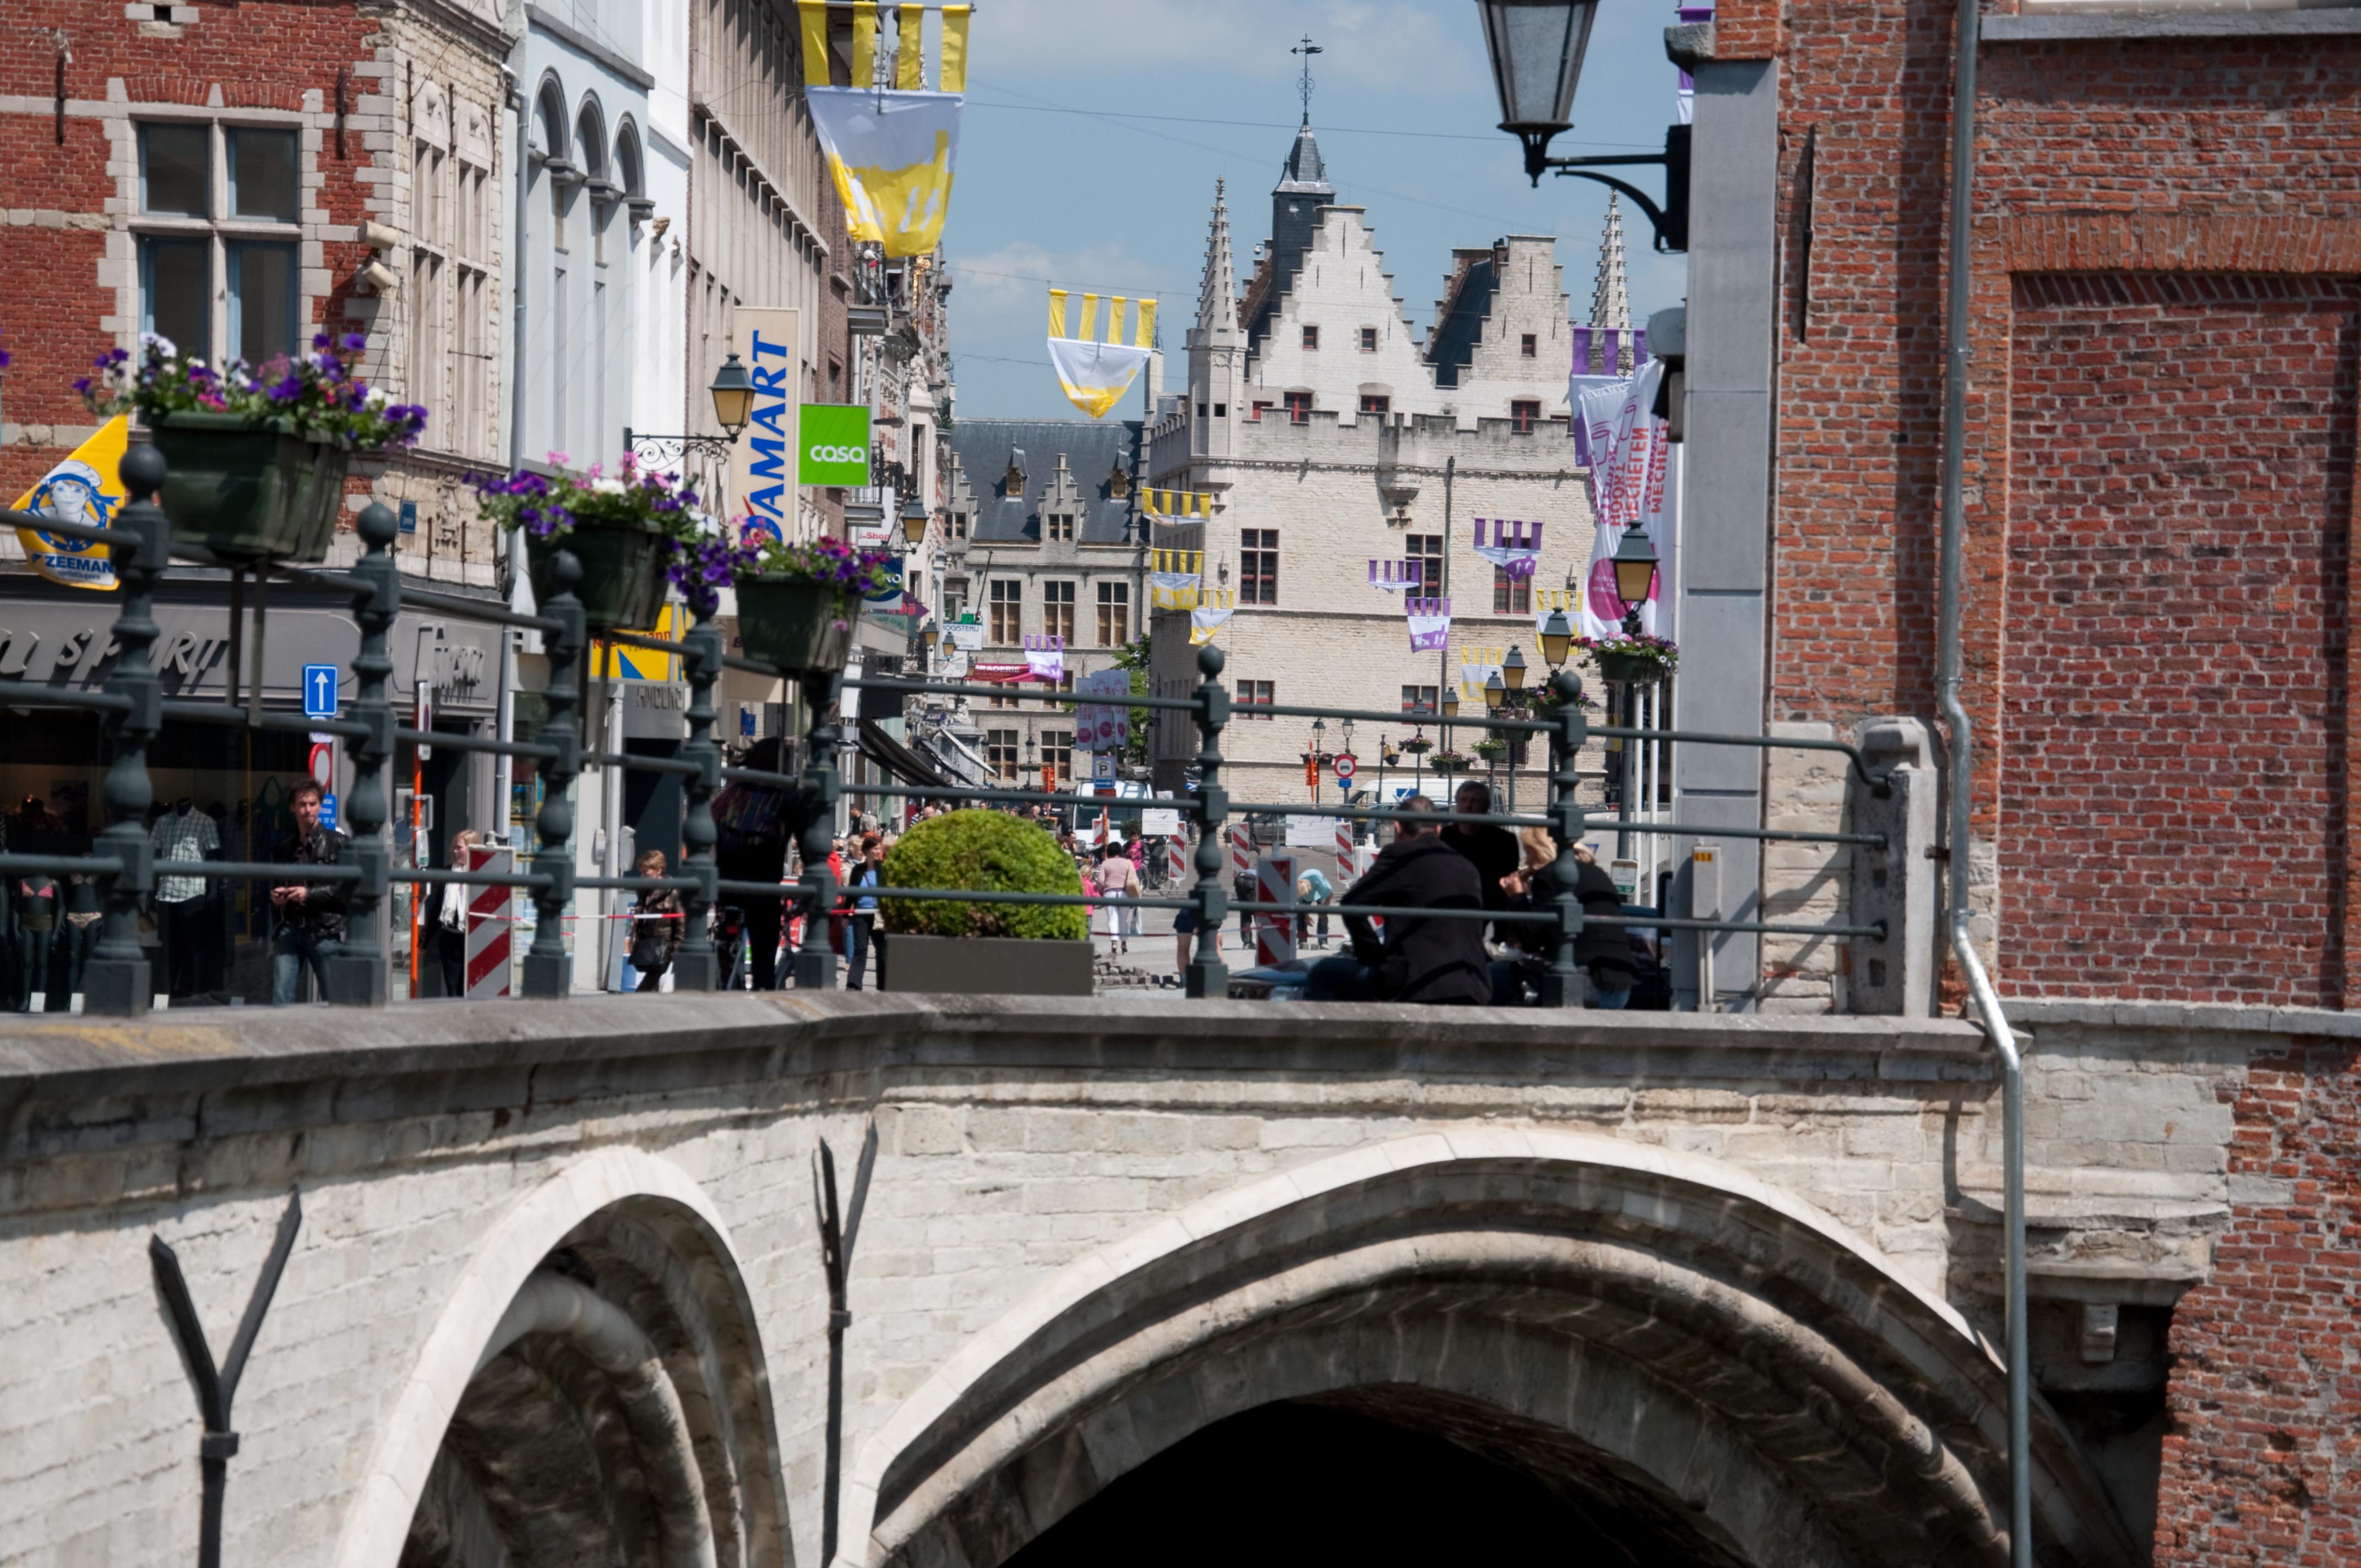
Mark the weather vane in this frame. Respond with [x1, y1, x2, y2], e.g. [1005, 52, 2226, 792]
[1292, 34, 1323, 127]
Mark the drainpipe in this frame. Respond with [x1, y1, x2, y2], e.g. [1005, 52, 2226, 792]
[495, 62, 529, 842]
[1932, 1, 2028, 1564]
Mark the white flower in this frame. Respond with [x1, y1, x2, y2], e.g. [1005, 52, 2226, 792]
[592, 477, 627, 495]
[365, 386, 388, 406]
[138, 331, 178, 358]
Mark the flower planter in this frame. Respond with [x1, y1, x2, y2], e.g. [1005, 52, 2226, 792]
[1398, 739, 1433, 755]
[1428, 755, 1468, 776]
[526, 520, 674, 631]
[875, 932, 1095, 997]
[149, 413, 347, 563]
[1592, 650, 1672, 686]
[736, 578, 857, 672]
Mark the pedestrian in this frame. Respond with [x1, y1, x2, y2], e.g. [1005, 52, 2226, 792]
[1172, 901, 1197, 974]
[842, 834, 883, 990]
[628, 849, 683, 992]
[420, 828, 482, 998]
[1123, 837, 1146, 941]
[1496, 830, 1638, 1009]
[714, 737, 792, 990]
[1441, 780, 1521, 924]
[1097, 845, 1138, 953]
[1297, 866, 1334, 947]
[1301, 796, 1492, 1005]
[268, 778, 347, 1005]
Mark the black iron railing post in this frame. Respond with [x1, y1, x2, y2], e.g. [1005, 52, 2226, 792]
[1542, 668, 1591, 1008]
[793, 669, 842, 989]
[672, 603, 723, 991]
[83, 444, 167, 1015]
[523, 551, 585, 998]
[324, 502, 396, 1005]
[1184, 644, 1230, 1000]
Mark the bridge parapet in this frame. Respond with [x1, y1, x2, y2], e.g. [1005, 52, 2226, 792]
[0, 996, 2283, 1567]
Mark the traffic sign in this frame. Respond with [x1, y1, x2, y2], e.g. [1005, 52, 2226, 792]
[319, 793, 339, 832]
[1333, 752, 1358, 783]
[302, 663, 339, 718]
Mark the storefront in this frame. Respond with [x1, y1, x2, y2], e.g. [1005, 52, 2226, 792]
[0, 571, 504, 1006]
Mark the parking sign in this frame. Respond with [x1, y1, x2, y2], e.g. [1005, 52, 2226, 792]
[302, 664, 339, 718]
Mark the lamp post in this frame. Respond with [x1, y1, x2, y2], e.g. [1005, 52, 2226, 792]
[900, 493, 930, 548]
[1310, 716, 1326, 807]
[1539, 606, 1574, 668]
[1611, 527, 1660, 637]
[623, 353, 759, 466]
[1476, 0, 1690, 253]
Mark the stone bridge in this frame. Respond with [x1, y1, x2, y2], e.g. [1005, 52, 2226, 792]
[0, 994, 2286, 1567]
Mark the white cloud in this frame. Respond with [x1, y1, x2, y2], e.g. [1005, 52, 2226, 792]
[969, 0, 1483, 97]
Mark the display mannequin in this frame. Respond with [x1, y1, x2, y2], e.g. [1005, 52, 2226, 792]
[151, 797, 220, 1000]
[13, 871, 56, 1011]
[48, 875, 101, 1011]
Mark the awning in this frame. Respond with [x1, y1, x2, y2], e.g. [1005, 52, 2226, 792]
[856, 717, 955, 790]
[919, 726, 989, 786]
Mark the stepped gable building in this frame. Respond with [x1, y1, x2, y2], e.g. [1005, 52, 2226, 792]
[1145, 126, 1608, 815]
[941, 418, 1145, 787]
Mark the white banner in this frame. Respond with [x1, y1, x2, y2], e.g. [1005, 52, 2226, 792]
[1074, 667, 1131, 752]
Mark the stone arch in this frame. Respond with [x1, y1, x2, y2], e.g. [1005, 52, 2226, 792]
[613, 116, 645, 199]
[853, 1132, 2137, 1568]
[573, 94, 608, 182]
[530, 72, 569, 165]
[334, 1147, 788, 1568]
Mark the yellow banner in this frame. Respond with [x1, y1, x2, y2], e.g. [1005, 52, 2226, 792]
[941, 4, 969, 91]
[896, 3, 924, 88]
[1136, 297, 1157, 349]
[1047, 288, 1067, 340]
[798, 0, 831, 85]
[11, 416, 130, 591]
[851, 0, 877, 86]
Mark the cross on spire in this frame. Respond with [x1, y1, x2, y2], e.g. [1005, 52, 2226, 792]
[1291, 35, 1323, 127]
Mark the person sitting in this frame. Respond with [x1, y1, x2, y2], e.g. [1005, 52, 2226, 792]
[1442, 780, 1521, 925]
[1493, 828, 1640, 1008]
[1301, 797, 1492, 1006]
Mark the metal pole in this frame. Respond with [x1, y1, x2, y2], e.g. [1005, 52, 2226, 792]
[1184, 643, 1230, 999]
[521, 552, 584, 997]
[795, 668, 844, 989]
[325, 503, 396, 1004]
[83, 443, 166, 1015]
[1932, 0, 2028, 1559]
[673, 603, 723, 990]
[1542, 668, 1589, 1008]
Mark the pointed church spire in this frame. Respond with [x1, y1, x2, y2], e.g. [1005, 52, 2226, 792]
[1591, 194, 1632, 360]
[1197, 178, 1240, 343]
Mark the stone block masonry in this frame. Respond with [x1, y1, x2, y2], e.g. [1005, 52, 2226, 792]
[3, 992, 2350, 1564]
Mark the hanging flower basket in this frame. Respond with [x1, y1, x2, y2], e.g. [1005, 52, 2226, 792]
[1427, 751, 1470, 775]
[526, 519, 675, 632]
[1397, 736, 1433, 755]
[79, 333, 425, 564]
[1470, 738, 1509, 760]
[149, 413, 349, 562]
[1579, 634, 1679, 688]
[737, 578, 857, 672]
[730, 534, 900, 674]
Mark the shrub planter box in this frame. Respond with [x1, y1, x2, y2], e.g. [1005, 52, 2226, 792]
[1591, 651, 1671, 687]
[875, 932, 1095, 997]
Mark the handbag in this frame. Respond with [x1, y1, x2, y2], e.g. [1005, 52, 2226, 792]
[630, 928, 670, 971]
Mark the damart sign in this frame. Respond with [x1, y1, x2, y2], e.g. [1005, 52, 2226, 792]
[726, 308, 801, 545]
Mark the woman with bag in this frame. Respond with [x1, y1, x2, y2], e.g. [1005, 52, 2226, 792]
[628, 849, 683, 992]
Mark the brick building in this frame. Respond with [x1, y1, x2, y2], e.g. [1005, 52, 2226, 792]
[1673, 1, 2361, 1560]
[1144, 135, 1620, 820]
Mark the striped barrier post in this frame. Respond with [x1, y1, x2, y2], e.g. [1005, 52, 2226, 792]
[1228, 824, 1253, 950]
[463, 845, 514, 999]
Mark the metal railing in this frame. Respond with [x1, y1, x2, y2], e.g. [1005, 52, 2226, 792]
[2, 444, 1885, 1014]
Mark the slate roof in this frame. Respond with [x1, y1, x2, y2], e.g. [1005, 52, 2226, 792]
[1426, 249, 1499, 390]
[947, 418, 1143, 546]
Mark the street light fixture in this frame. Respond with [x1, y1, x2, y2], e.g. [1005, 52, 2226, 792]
[1611, 527, 1660, 635]
[1539, 607, 1574, 667]
[1483, 672, 1507, 712]
[1476, 0, 1690, 252]
[1502, 645, 1528, 692]
[900, 494, 930, 547]
[624, 352, 759, 464]
[1441, 687, 1461, 719]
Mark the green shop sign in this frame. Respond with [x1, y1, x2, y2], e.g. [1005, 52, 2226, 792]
[798, 404, 872, 486]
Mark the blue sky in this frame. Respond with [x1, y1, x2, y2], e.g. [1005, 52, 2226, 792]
[944, 0, 1692, 423]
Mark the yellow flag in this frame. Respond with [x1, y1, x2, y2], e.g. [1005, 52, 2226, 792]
[12, 415, 130, 592]
[941, 4, 970, 91]
[1136, 298, 1157, 349]
[896, 3, 924, 89]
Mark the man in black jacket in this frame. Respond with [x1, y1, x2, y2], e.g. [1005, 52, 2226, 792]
[269, 778, 347, 1004]
[1301, 797, 1493, 1005]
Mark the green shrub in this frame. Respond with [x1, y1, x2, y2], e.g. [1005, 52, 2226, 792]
[879, 810, 1089, 940]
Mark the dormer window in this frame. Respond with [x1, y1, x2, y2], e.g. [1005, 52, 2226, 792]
[1003, 462, 1025, 494]
[1047, 513, 1075, 542]
[1107, 464, 1130, 499]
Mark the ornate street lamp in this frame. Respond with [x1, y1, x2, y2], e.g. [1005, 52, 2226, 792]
[1477, 0, 1689, 252]
[900, 494, 930, 546]
[1440, 687, 1461, 720]
[1539, 607, 1574, 667]
[1483, 671, 1507, 712]
[624, 353, 759, 465]
[1502, 644, 1528, 692]
[1611, 527, 1660, 636]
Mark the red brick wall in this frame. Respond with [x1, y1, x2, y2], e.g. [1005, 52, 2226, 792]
[0, 2, 378, 499]
[2003, 274, 2358, 1005]
[2153, 1041, 2361, 1567]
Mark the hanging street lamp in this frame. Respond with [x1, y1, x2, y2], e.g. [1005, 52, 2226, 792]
[900, 493, 931, 547]
[1539, 607, 1574, 667]
[625, 353, 760, 466]
[1476, 0, 1690, 252]
[1611, 527, 1661, 636]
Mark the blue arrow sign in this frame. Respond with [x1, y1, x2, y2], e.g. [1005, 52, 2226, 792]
[302, 664, 339, 720]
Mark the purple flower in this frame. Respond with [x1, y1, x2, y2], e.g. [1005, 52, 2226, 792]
[269, 373, 304, 403]
[73, 377, 91, 395]
[340, 333, 367, 353]
[312, 333, 331, 351]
